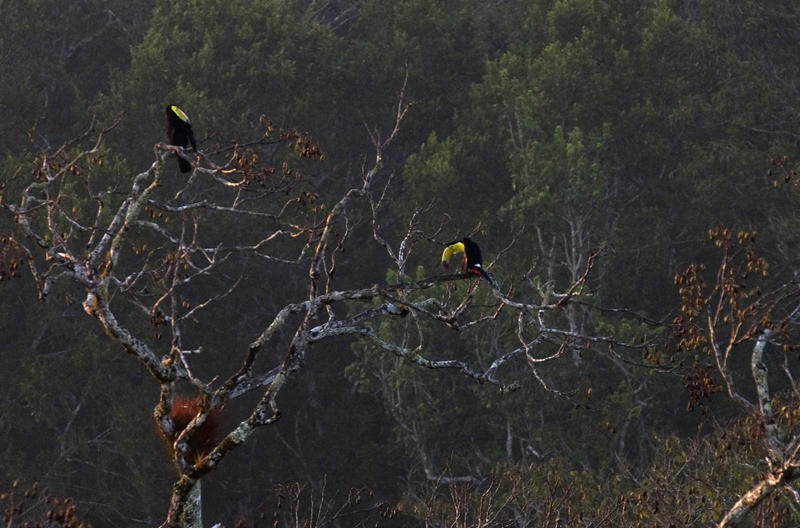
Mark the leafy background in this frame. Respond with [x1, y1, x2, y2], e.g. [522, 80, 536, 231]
[3, 0, 800, 525]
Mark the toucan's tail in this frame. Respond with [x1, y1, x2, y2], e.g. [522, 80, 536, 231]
[483, 269, 499, 290]
[472, 265, 499, 290]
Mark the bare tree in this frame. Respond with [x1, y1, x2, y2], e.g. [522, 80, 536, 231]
[2, 88, 652, 527]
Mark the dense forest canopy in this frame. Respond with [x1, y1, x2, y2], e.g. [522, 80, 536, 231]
[3, 0, 800, 526]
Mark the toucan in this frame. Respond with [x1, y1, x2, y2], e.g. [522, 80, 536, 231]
[166, 105, 197, 173]
[442, 237, 489, 279]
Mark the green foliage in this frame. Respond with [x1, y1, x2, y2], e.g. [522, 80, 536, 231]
[0, 0, 153, 154]
[502, 123, 610, 227]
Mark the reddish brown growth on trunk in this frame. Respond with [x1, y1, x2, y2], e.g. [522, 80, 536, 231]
[169, 396, 223, 462]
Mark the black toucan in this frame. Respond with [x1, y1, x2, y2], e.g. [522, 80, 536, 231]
[442, 237, 488, 278]
[166, 105, 197, 173]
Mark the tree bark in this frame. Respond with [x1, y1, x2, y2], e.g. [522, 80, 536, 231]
[164, 476, 201, 528]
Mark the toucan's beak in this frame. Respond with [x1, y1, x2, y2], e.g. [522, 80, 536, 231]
[442, 261, 449, 270]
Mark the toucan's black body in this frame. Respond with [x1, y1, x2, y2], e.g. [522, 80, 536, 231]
[443, 237, 484, 275]
[459, 237, 483, 274]
[441, 237, 497, 287]
[166, 105, 196, 173]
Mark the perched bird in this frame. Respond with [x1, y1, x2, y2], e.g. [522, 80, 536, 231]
[442, 237, 498, 289]
[442, 237, 486, 277]
[165, 105, 197, 173]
